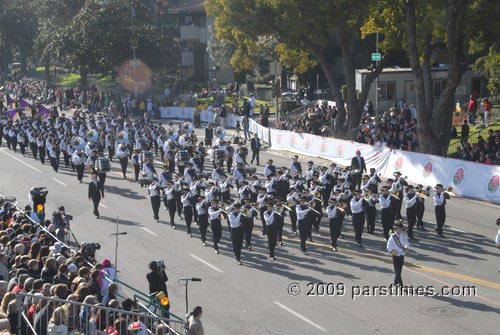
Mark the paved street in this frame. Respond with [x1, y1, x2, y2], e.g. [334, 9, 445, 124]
[0, 126, 499, 335]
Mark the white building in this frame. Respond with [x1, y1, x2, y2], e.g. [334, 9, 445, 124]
[355, 67, 488, 112]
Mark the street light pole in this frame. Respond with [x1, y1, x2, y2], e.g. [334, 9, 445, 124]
[375, 31, 379, 116]
[110, 217, 127, 275]
[316, 73, 319, 100]
[275, 56, 279, 121]
[131, 6, 138, 98]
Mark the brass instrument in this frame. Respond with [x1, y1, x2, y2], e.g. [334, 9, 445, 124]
[307, 203, 321, 215]
[390, 193, 400, 200]
[282, 204, 292, 211]
[417, 192, 427, 199]
[117, 130, 129, 144]
[445, 186, 456, 197]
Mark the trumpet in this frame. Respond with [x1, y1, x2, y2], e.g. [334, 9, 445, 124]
[390, 193, 400, 200]
[336, 206, 346, 213]
[417, 192, 427, 199]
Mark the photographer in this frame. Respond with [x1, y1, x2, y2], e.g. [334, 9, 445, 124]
[146, 260, 170, 316]
[52, 205, 72, 241]
[78, 242, 101, 264]
[29, 186, 48, 213]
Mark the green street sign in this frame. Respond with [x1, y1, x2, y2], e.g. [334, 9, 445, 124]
[372, 53, 381, 61]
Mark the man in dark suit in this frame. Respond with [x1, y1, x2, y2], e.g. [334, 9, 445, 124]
[250, 134, 261, 165]
[88, 173, 104, 218]
[350, 149, 366, 189]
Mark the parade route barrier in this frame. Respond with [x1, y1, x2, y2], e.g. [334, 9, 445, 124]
[160, 107, 500, 203]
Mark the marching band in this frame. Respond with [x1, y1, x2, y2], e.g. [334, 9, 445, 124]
[0, 101, 454, 266]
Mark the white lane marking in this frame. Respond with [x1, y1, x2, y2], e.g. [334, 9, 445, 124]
[0, 150, 42, 173]
[450, 227, 466, 233]
[190, 254, 223, 273]
[467, 199, 500, 209]
[51, 177, 67, 187]
[99, 203, 108, 208]
[140, 227, 159, 236]
[274, 301, 327, 332]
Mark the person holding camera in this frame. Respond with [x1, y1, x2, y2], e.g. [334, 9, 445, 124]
[52, 205, 72, 241]
[146, 261, 170, 316]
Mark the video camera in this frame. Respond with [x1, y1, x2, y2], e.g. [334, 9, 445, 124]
[81, 242, 101, 261]
[150, 259, 166, 270]
[30, 186, 48, 198]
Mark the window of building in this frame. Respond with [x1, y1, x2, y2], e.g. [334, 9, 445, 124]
[433, 80, 447, 98]
[199, 16, 206, 28]
[377, 82, 396, 100]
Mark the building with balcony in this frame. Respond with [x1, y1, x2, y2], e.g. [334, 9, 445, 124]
[161, 0, 234, 83]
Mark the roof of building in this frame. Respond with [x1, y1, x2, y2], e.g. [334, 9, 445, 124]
[356, 66, 451, 74]
[166, 0, 205, 13]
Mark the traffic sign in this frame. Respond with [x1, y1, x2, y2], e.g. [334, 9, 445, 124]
[372, 53, 381, 61]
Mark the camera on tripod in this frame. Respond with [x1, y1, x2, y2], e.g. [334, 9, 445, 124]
[81, 242, 101, 261]
[30, 186, 48, 198]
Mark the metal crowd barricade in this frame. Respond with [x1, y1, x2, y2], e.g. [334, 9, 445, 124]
[2, 194, 185, 333]
[112, 279, 184, 323]
[15, 293, 186, 335]
[279, 101, 316, 121]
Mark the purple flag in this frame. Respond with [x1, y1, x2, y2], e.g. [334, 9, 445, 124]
[7, 109, 19, 121]
[19, 98, 31, 109]
[39, 105, 51, 118]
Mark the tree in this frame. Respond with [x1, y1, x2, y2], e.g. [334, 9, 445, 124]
[0, 0, 38, 74]
[206, 0, 390, 137]
[55, 0, 172, 87]
[34, 0, 86, 81]
[403, 0, 495, 155]
[364, 0, 496, 155]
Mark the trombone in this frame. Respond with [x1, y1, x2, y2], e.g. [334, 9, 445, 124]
[307, 202, 322, 215]
[444, 186, 456, 197]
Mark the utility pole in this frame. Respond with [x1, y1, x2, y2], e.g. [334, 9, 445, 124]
[131, 6, 138, 98]
[274, 54, 280, 121]
[375, 31, 379, 116]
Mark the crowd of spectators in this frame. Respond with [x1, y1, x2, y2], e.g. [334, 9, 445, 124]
[451, 126, 500, 165]
[276, 97, 499, 165]
[0, 197, 179, 335]
[278, 100, 419, 149]
[277, 102, 338, 136]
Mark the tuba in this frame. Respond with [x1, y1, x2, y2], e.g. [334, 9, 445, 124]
[117, 130, 129, 145]
[215, 126, 226, 139]
[86, 129, 98, 143]
[182, 121, 193, 134]
[71, 136, 86, 150]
